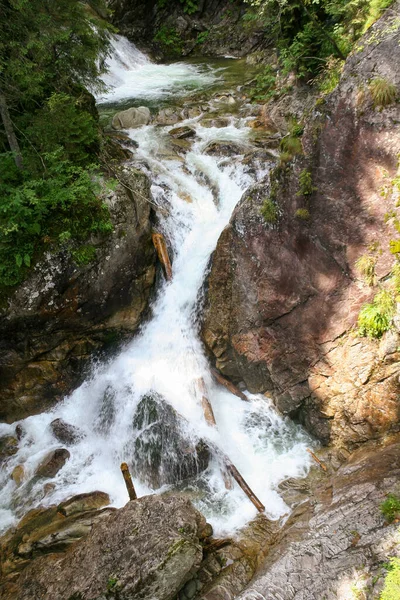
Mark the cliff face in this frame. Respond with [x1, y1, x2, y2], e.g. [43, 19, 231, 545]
[0, 169, 156, 423]
[202, 4, 400, 447]
[108, 0, 266, 57]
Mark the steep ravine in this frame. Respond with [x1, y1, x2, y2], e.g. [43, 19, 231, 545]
[202, 1, 400, 450]
[1, 4, 400, 600]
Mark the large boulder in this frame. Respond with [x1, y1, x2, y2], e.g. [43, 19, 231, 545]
[2, 495, 207, 600]
[112, 106, 151, 129]
[0, 491, 113, 584]
[131, 393, 210, 488]
[202, 4, 400, 447]
[0, 168, 156, 423]
[35, 449, 71, 479]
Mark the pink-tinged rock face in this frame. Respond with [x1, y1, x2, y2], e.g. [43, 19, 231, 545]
[202, 5, 400, 447]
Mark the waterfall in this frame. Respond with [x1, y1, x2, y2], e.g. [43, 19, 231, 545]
[97, 34, 217, 104]
[0, 37, 312, 536]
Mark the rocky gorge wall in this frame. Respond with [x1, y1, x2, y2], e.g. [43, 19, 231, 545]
[0, 168, 156, 423]
[202, 3, 400, 448]
[107, 0, 266, 57]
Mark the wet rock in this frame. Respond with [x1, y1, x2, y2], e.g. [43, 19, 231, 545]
[0, 167, 156, 423]
[204, 141, 246, 156]
[169, 125, 196, 139]
[131, 393, 210, 488]
[15, 425, 24, 441]
[35, 449, 70, 479]
[57, 491, 110, 517]
[0, 436, 18, 462]
[6, 495, 206, 600]
[170, 138, 192, 153]
[50, 419, 83, 445]
[199, 117, 232, 128]
[155, 107, 181, 126]
[111, 106, 151, 129]
[11, 465, 25, 486]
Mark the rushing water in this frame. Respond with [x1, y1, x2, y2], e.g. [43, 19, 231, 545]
[0, 36, 312, 536]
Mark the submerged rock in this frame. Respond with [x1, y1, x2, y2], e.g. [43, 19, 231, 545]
[112, 106, 151, 129]
[169, 125, 196, 139]
[0, 436, 18, 463]
[131, 393, 210, 489]
[4, 495, 206, 600]
[50, 419, 83, 445]
[35, 449, 70, 479]
[11, 465, 25, 486]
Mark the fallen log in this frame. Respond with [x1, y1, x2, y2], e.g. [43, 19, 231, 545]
[307, 448, 327, 472]
[121, 462, 137, 501]
[211, 368, 249, 402]
[226, 463, 265, 513]
[152, 233, 172, 280]
[194, 378, 264, 511]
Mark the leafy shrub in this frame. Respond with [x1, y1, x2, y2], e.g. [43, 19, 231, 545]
[355, 254, 377, 286]
[154, 26, 183, 55]
[358, 289, 395, 338]
[295, 208, 310, 220]
[381, 557, 400, 600]
[0, 151, 112, 287]
[261, 198, 278, 223]
[297, 169, 316, 197]
[250, 65, 278, 101]
[369, 78, 397, 108]
[196, 30, 209, 45]
[380, 493, 400, 523]
[315, 57, 344, 94]
[71, 245, 97, 266]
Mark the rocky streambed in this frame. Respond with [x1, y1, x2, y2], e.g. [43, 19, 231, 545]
[1, 4, 400, 599]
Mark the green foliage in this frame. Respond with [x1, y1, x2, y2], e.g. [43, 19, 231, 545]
[179, 0, 199, 14]
[196, 30, 210, 45]
[380, 557, 400, 600]
[295, 208, 310, 220]
[261, 198, 278, 223]
[0, 152, 112, 286]
[297, 169, 316, 196]
[154, 26, 183, 55]
[250, 66, 278, 101]
[106, 576, 119, 592]
[355, 254, 377, 286]
[71, 245, 97, 266]
[358, 289, 395, 338]
[244, 0, 394, 81]
[369, 77, 397, 108]
[315, 57, 344, 94]
[0, 1, 114, 289]
[380, 494, 400, 523]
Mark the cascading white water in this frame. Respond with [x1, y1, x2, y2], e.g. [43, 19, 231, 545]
[98, 34, 218, 104]
[0, 36, 312, 536]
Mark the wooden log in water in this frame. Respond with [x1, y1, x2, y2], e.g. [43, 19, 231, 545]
[194, 377, 263, 510]
[121, 462, 137, 501]
[226, 462, 265, 513]
[307, 449, 327, 472]
[152, 233, 172, 280]
[211, 367, 249, 402]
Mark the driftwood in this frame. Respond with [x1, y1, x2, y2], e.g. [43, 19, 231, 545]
[307, 448, 327, 472]
[152, 233, 172, 280]
[211, 368, 249, 402]
[121, 462, 137, 500]
[195, 377, 264, 512]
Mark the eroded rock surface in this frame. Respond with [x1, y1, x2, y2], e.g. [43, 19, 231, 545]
[2, 495, 207, 600]
[202, 5, 400, 446]
[237, 441, 400, 600]
[0, 168, 156, 423]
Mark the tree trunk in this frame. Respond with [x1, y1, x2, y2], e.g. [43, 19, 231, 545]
[0, 88, 23, 169]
